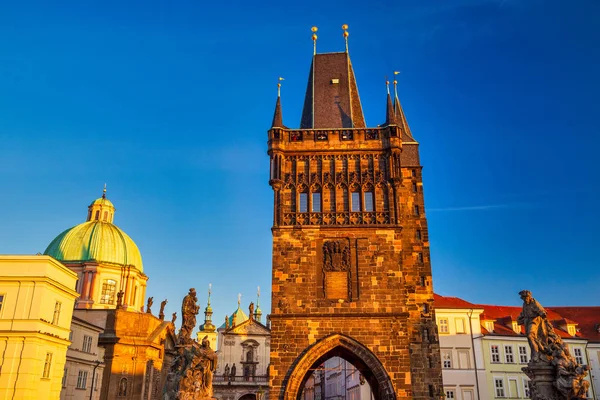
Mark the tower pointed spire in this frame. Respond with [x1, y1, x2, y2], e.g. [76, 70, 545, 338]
[254, 286, 262, 323]
[385, 78, 396, 126]
[271, 78, 284, 128]
[200, 283, 215, 332]
[393, 72, 414, 140]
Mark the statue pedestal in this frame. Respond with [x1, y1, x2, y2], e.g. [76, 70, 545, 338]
[522, 363, 560, 400]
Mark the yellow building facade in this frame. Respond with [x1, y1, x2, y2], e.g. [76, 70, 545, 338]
[0, 255, 79, 400]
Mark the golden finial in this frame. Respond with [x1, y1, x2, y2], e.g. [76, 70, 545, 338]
[277, 77, 284, 97]
[102, 183, 107, 199]
[393, 71, 400, 98]
[342, 24, 349, 53]
[385, 76, 390, 94]
[311, 26, 318, 55]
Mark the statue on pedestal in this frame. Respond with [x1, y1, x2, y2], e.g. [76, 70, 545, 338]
[178, 288, 200, 345]
[519, 290, 590, 400]
[163, 290, 218, 400]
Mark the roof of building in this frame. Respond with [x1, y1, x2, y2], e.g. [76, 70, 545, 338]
[44, 193, 143, 272]
[548, 307, 600, 343]
[434, 294, 480, 309]
[300, 52, 365, 129]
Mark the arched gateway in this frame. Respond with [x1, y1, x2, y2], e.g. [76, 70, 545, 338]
[267, 29, 443, 399]
[284, 334, 395, 400]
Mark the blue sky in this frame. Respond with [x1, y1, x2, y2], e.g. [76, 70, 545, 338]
[1, 0, 599, 324]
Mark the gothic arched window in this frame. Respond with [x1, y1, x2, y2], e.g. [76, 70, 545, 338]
[118, 377, 127, 396]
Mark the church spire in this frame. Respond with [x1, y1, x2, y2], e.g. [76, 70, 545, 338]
[393, 74, 414, 140]
[254, 286, 263, 323]
[385, 79, 396, 126]
[271, 78, 284, 128]
[200, 283, 215, 332]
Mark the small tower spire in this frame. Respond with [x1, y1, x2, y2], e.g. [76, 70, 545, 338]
[393, 71, 414, 139]
[254, 286, 263, 323]
[385, 77, 396, 125]
[342, 24, 349, 53]
[102, 183, 107, 199]
[271, 78, 284, 128]
[311, 26, 318, 55]
[200, 283, 215, 333]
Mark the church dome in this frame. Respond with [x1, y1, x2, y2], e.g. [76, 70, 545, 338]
[44, 188, 143, 272]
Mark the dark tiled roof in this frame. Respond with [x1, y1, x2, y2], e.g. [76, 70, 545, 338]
[300, 52, 365, 129]
[271, 96, 284, 128]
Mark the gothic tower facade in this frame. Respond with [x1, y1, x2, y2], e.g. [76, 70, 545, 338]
[268, 37, 442, 399]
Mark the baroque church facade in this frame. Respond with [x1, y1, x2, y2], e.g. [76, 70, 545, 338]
[267, 29, 443, 399]
[44, 189, 177, 400]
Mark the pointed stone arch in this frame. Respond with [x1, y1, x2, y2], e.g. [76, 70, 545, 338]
[279, 333, 396, 400]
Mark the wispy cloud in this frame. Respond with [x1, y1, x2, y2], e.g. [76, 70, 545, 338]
[428, 202, 530, 212]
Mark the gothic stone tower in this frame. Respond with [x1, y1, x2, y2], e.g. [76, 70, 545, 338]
[267, 39, 442, 399]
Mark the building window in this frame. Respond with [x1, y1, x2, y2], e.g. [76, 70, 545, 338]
[364, 191, 374, 212]
[103, 211, 108, 221]
[416, 229, 422, 240]
[567, 325, 576, 336]
[77, 370, 88, 389]
[420, 276, 426, 286]
[455, 318, 466, 334]
[421, 304, 429, 314]
[417, 252, 423, 263]
[100, 279, 117, 305]
[299, 192, 308, 213]
[422, 328, 429, 342]
[83, 335, 93, 353]
[441, 350, 452, 369]
[118, 377, 128, 396]
[445, 389, 456, 399]
[42, 353, 53, 378]
[52, 301, 62, 325]
[491, 345, 501, 363]
[0, 294, 4, 315]
[412, 182, 418, 193]
[457, 349, 471, 369]
[438, 318, 449, 334]
[69, 331, 73, 341]
[494, 378, 505, 397]
[351, 192, 361, 211]
[573, 348, 584, 365]
[411, 169, 417, 177]
[519, 345, 528, 363]
[485, 321, 495, 332]
[62, 368, 68, 387]
[414, 205, 420, 216]
[523, 379, 531, 397]
[312, 192, 321, 212]
[504, 345, 514, 363]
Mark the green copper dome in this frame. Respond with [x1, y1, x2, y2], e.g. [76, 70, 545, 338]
[44, 221, 143, 272]
[44, 189, 143, 272]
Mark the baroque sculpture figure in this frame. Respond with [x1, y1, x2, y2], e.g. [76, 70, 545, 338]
[519, 290, 590, 400]
[159, 299, 168, 320]
[178, 288, 200, 345]
[163, 290, 218, 400]
[146, 296, 154, 314]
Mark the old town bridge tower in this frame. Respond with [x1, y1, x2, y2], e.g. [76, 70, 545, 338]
[267, 28, 443, 399]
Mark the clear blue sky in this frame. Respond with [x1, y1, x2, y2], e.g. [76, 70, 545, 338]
[1, 0, 599, 324]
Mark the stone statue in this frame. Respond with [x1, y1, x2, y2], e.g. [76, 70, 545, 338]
[249, 302, 255, 320]
[224, 363, 230, 380]
[146, 297, 154, 314]
[519, 290, 590, 400]
[517, 290, 548, 362]
[230, 363, 237, 379]
[163, 335, 218, 399]
[171, 312, 177, 325]
[178, 288, 200, 345]
[225, 315, 229, 330]
[163, 290, 219, 400]
[116, 290, 124, 307]
[159, 299, 168, 320]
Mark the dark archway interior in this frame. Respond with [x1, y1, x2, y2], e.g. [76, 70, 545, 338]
[238, 394, 256, 400]
[297, 346, 377, 400]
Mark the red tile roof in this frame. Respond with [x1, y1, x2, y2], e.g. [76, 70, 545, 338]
[433, 294, 479, 309]
[432, 294, 600, 341]
[549, 307, 600, 343]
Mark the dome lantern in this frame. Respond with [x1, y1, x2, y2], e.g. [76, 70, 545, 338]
[87, 184, 115, 223]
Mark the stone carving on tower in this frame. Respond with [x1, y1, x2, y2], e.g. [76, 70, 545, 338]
[520, 290, 590, 400]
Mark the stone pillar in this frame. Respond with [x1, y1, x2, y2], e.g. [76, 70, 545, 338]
[89, 271, 98, 302]
[522, 363, 556, 400]
[81, 271, 90, 299]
